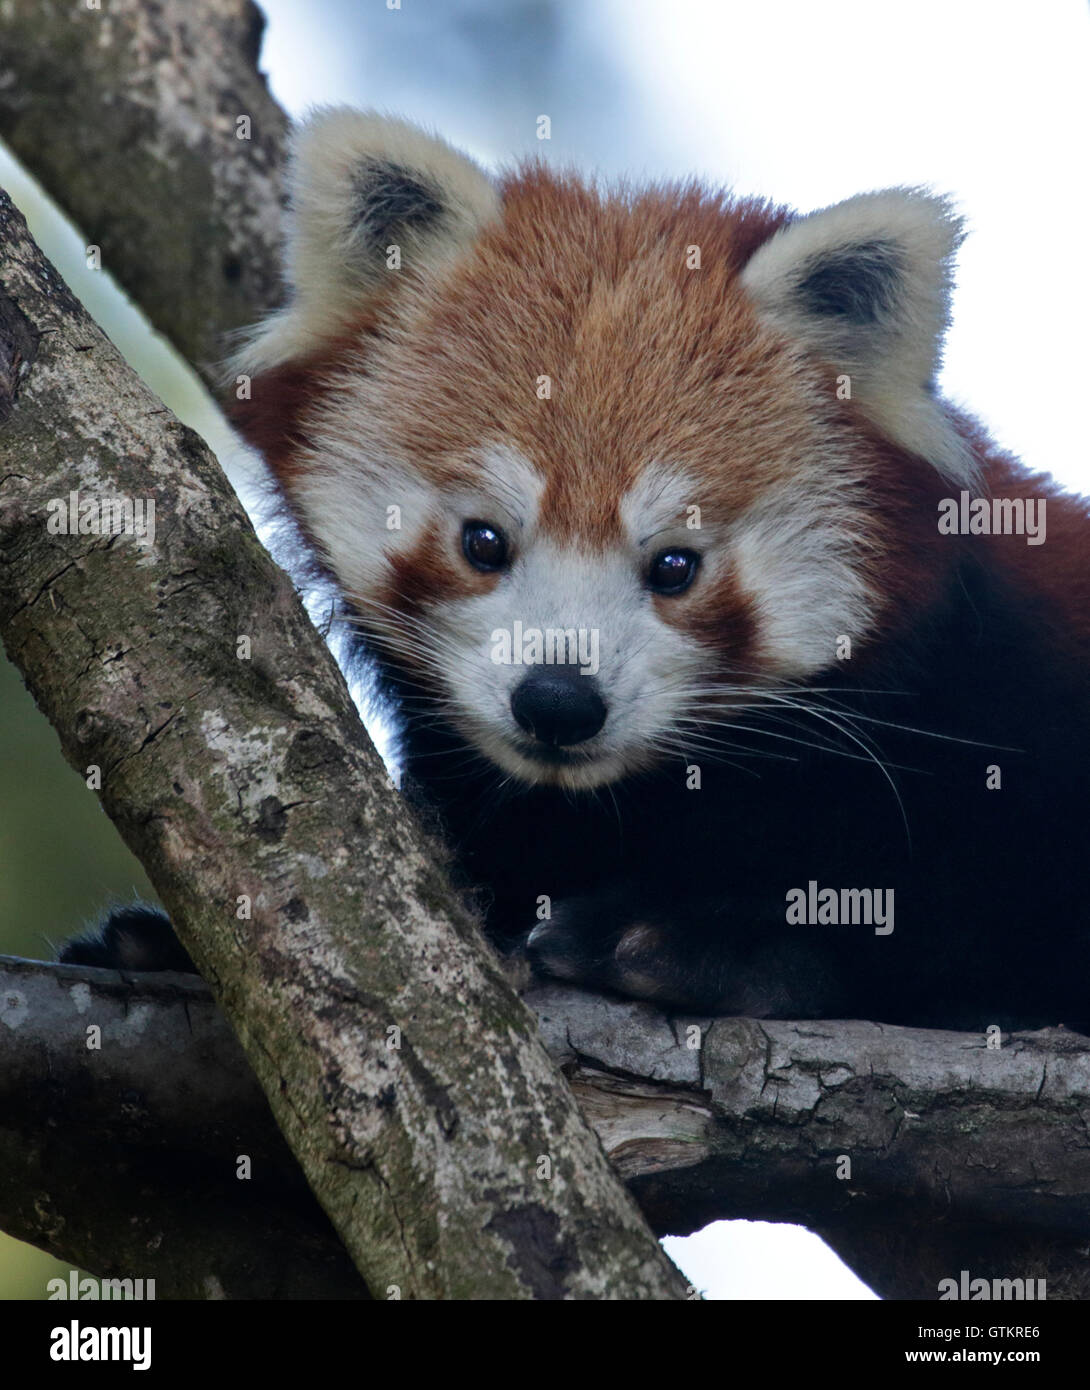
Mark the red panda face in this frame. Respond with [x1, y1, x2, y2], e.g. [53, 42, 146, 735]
[232, 111, 974, 790]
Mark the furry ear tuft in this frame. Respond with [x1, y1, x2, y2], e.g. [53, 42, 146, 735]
[231, 107, 499, 375]
[741, 189, 975, 485]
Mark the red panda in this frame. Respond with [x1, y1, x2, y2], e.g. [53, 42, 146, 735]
[67, 108, 1090, 1031]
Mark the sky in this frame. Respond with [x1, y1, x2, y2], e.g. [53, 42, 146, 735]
[1, 0, 1085, 1301]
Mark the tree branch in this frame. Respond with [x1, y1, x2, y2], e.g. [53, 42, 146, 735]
[0, 957, 365, 1299]
[533, 987, 1090, 1299]
[0, 192, 687, 1300]
[7, 957, 1090, 1300]
[0, 0, 286, 385]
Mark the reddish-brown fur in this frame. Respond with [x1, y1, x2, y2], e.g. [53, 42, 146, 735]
[232, 164, 1090, 673]
[71, 120, 1090, 1046]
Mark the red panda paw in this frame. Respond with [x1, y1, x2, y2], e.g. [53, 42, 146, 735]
[524, 898, 730, 1013]
[524, 893, 847, 1017]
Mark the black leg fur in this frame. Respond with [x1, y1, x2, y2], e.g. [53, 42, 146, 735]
[57, 904, 197, 974]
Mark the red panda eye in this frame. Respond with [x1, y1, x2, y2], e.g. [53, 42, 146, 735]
[462, 520, 508, 572]
[648, 549, 700, 595]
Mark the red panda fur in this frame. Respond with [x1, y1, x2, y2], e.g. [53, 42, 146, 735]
[218, 109, 1090, 1033]
[238, 163, 1088, 679]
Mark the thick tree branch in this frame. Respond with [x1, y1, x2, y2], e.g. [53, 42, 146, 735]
[0, 0, 286, 385]
[534, 988, 1090, 1299]
[6, 957, 1090, 1300]
[0, 958, 365, 1299]
[0, 193, 687, 1300]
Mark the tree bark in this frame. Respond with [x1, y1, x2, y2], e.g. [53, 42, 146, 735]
[0, 192, 688, 1301]
[0, 0, 286, 386]
[6, 957, 1089, 1300]
[0, 958, 366, 1299]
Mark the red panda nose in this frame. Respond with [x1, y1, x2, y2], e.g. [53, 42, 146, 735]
[510, 668, 607, 747]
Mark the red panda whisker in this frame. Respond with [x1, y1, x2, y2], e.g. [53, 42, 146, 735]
[742, 711, 929, 778]
[674, 711, 921, 779]
[655, 738, 783, 772]
[745, 695, 967, 772]
[792, 701, 1024, 753]
[651, 742, 765, 781]
[756, 697, 911, 839]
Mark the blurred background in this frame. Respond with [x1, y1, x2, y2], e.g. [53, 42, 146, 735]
[1, 0, 1087, 1300]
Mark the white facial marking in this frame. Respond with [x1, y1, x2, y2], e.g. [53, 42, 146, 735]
[436, 539, 711, 788]
[729, 483, 875, 674]
[300, 432, 878, 788]
[620, 466, 708, 548]
[444, 443, 545, 539]
[297, 445, 438, 602]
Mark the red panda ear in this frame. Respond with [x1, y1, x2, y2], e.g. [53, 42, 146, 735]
[740, 189, 977, 487]
[228, 106, 498, 378]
